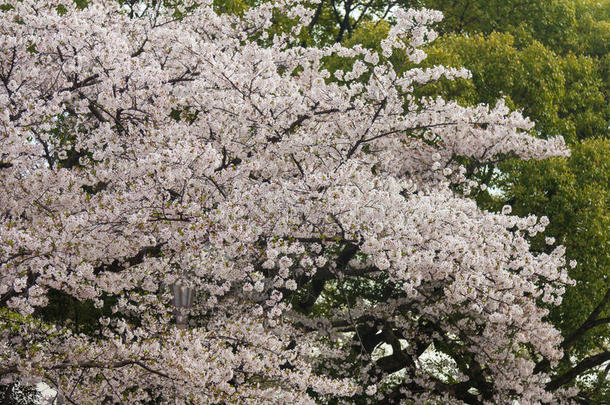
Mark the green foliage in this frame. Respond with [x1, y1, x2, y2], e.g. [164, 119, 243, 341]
[304, 0, 405, 46]
[569, 0, 610, 57]
[318, 20, 390, 82]
[423, 32, 608, 143]
[559, 53, 609, 141]
[420, 0, 579, 54]
[35, 289, 119, 336]
[212, 0, 249, 15]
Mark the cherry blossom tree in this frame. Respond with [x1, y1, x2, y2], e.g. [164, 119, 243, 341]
[0, 0, 575, 403]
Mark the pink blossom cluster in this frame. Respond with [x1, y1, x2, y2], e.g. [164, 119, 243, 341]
[0, 0, 571, 403]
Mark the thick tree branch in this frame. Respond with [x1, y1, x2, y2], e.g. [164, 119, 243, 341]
[93, 243, 165, 275]
[292, 242, 360, 312]
[563, 287, 610, 349]
[0, 359, 170, 380]
[334, 0, 353, 43]
[547, 351, 610, 391]
[536, 287, 610, 375]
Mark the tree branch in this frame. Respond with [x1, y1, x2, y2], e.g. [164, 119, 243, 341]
[547, 351, 610, 391]
[563, 287, 610, 349]
[0, 359, 170, 380]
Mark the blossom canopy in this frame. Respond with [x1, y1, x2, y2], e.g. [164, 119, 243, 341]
[0, 0, 572, 403]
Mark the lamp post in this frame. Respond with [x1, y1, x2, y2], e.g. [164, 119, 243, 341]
[170, 245, 210, 329]
[171, 280, 194, 329]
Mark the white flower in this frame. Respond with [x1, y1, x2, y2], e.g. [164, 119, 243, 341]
[285, 279, 297, 290]
[279, 256, 292, 270]
[267, 248, 279, 260]
[13, 277, 27, 293]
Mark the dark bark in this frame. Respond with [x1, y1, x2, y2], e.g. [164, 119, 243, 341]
[334, 0, 353, 43]
[535, 286, 610, 375]
[93, 243, 165, 275]
[563, 287, 610, 349]
[547, 351, 610, 391]
[292, 242, 360, 311]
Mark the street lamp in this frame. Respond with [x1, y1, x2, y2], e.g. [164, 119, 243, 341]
[170, 245, 211, 329]
[171, 280, 194, 329]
